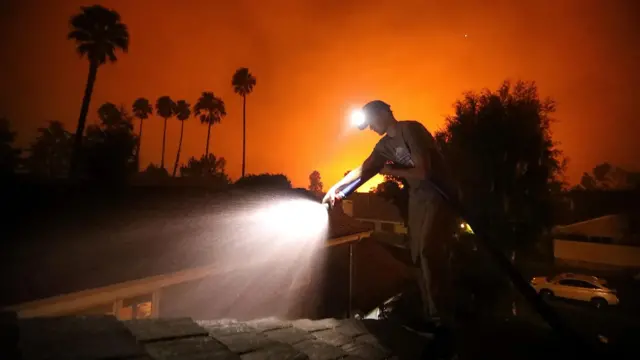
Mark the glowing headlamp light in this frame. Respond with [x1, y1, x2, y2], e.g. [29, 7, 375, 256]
[350, 109, 367, 129]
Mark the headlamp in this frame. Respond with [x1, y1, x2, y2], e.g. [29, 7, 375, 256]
[350, 109, 367, 130]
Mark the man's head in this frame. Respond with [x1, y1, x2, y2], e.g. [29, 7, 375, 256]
[359, 100, 396, 135]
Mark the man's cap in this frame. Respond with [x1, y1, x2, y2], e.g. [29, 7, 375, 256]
[358, 100, 391, 130]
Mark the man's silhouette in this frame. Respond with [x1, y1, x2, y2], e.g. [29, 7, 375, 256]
[323, 100, 460, 347]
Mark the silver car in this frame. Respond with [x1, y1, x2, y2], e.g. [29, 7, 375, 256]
[530, 273, 619, 308]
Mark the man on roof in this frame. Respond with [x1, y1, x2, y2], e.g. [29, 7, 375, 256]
[323, 100, 461, 357]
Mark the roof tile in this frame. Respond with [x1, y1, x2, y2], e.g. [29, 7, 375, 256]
[18, 315, 145, 360]
[14, 315, 433, 360]
[125, 317, 209, 343]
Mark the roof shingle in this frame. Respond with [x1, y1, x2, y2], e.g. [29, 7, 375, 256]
[7, 315, 430, 360]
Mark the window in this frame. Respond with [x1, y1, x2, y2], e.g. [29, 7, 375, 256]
[558, 279, 598, 289]
[119, 293, 153, 320]
[380, 223, 395, 233]
[360, 220, 375, 228]
[393, 223, 408, 234]
[575, 281, 599, 289]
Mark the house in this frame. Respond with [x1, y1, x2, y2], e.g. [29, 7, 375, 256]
[552, 213, 640, 268]
[2, 189, 373, 321]
[341, 192, 407, 235]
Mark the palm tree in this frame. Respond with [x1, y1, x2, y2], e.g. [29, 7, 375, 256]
[155, 96, 176, 170]
[194, 92, 226, 157]
[97, 102, 120, 127]
[172, 100, 191, 177]
[232, 67, 256, 177]
[68, 5, 129, 176]
[132, 97, 153, 167]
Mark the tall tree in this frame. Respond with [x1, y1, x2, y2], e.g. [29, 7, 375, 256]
[308, 170, 324, 195]
[27, 121, 72, 178]
[155, 96, 175, 170]
[172, 100, 191, 177]
[67, 5, 129, 176]
[194, 92, 226, 157]
[232, 67, 257, 177]
[436, 80, 565, 249]
[132, 97, 153, 167]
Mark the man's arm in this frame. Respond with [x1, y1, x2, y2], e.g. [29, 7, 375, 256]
[333, 151, 385, 193]
[323, 151, 385, 204]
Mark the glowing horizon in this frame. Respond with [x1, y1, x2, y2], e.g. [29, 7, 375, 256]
[1, 0, 638, 189]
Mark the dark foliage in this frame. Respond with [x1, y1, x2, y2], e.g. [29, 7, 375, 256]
[308, 170, 324, 195]
[179, 153, 230, 186]
[81, 104, 138, 184]
[435, 80, 566, 250]
[26, 121, 72, 178]
[234, 173, 292, 190]
[0, 117, 21, 176]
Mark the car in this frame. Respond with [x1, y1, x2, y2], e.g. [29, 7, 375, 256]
[530, 272, 619, 308]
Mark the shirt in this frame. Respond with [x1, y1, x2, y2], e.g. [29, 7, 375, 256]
[372, 120, 455, 200]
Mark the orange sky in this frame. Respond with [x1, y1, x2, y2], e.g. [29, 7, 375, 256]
[1, 0, 639, 189]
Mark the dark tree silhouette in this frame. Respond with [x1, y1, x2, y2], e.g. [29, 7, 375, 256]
[194, 92, 226, 157]
[232, 67, 256, 177]
[132, 97, 153, 167]
[580, 172, 597, 190]
[374, 175, 409, 223]
[235, 173, 292, 189]
[0, 117, 21, 176]
[180, 153, 230, 185]
[436, 80, 565, 249]
[97, 102, 121, 127]
[142, 163, 169, 178]
[172, 100, 191, 177]
[27, 121, 72, 178]
[155, 96, 175, 170]
[578, 162, 635, 190]
[308, 170, 324, 195]
[67, 5, 129, 176]
[83, 104, 137, 183]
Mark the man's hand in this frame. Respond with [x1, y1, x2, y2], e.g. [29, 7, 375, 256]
[379, 164, 394, 176]
[322, 188, 340, 209]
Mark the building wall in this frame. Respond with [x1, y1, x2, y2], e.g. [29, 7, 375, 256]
[11, 288, 159, 320]
[554, 239, 640, 268]
[553, 214, 628, 242]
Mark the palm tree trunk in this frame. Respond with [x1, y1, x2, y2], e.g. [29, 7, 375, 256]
[70, 60, 99, 178]
[242, 94, 246, 178]
[205, 122, 212, 157]
[137, 118, 144, 171]
[172, 121, 184, 177]
[161, 117, 167, 169]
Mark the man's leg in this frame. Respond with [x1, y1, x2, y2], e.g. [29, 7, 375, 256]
[414, 194, 458, 327]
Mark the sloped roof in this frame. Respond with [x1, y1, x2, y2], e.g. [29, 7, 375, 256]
[1, 189, 372, 307]
[346, 192, 404, 223]
[8, 315, 430, 359]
